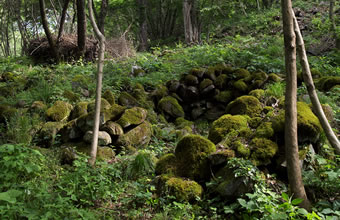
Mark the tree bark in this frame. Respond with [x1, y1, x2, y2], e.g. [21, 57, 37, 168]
[76, 0, 87, 58]
[98, 0, 108, 34]
[281, 0, 310, 210]
[137, 0, 148, 51]
[293, 14, 340, 155]
[183, 0, 193, 44]
[57, 0, 71, 43]
[39, 0, 60, 63]
[88, 0, 106, 166]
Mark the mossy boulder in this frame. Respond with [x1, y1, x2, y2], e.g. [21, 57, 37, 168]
[175, 117, 193, 129]
[59, 119, 83, 142]
[175, 135, 216, 180]
[233, 68, 251, 80]
[152, 85, 169, 103]
[101, 121, 124, 136]
[267, 73, 281, 82]
[253, 70, 268, 81]
[71, 101, 88, 119]
[250, 138, 278, 166]
[155, 153, 177, 175]
[30, 101, 47, 112]
[189, 68, 205, 78]
[63, 90, 80, 103]
[199, 79, 213, 91]
[87, 98, 111, 112]
[163, 177, 203, 202]
[249, 89, 265, 100]
[233, 140, 251, 158]
[208, 149, 235, 166]
[233, 80, 248, 93]
[271, 102, 322, 143]
[208, 114, 250, 144]
[116, 107, 147, 128]
[316, 76, 340, 91]
[46, 101, 73, 122]
[83, 130, 112, 146]
[105, 104, 126, 121]
[214, 90, 233, 104]
[116, 121, 152, 147]
[118, 92, 139, 107]
[255, 122, 274, 138]
[39, 121, 65, 147]
[158, 96, 184, 120]
[215, 74, 228, 89]
[184, 74, 199, 86]
[226, 95, 262, 117]
[103, 90, 115, 105]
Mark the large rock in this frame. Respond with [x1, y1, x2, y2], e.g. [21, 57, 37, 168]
[118, 92, 139, 107]
[226, 95, 262, 117]
[157, 96, 184, 120]
[116, 121, 152, 147]
[46, 101, 73, 121]
[38, 121, 65, 147]
[83, 130, 112, 146]
[175, 135, 216, 180]
[87, 98, 111, 112]
[101, 121, 124, 136]
[250, 138, 278, 166]
[70, 102, 88, 119]
[116, 107, 147, 128]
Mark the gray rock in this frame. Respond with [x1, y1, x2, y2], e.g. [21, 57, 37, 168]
[83, 130, 112, 146]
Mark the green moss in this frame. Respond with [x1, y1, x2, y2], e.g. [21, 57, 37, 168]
[248, 117, 262, 128]
[165, 177, 203, 202]
[199, 79, 213, 91]
[189, 68, 205, 78]
[104, 104, 126, 121]
[175, 135, 216, 180]
[118, 92, 139, 107]
[267, 73, 281, 82]
[30, 101, 47, 112]
[116, 107, 147, 128]
[263, 106, 273, 114]
[157, 96, 184, 119]
[39, 121, 65, 147]
[316, 76, 340, 91]
[87, 98, 111, 112]
[255, 122, 274, 138]
[175, 117, 193, 129]
[214, 90, 233, 103]
[297, 102, 322, 143]
[208, 114, 250, 144]
[63, 90, 80, 103]
[46, 101, 73, 122]
[116, 121, 152, 147]
[249, 89, 265, 100]
[226, 95, 262, 117]
[215, 74, 228, 89]
[233, 140, 251, 158]
[71, 102, 88, 119]
[103, 90, 115, 105]
[152, 85, 168, 102]
[233, 68, 251, 80]
[175, 126, 193, 140]
[233, 80, 248, 93]
[184, 74, 199, 86]
[252, 70, 268, 81]
[155, 153, 177, 175]
[250, 138, 278, 166]
[311, 68, 322, 78]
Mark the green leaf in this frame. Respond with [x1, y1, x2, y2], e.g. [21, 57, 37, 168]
[292, 198, 304, 205]
[0, 189, 22, 203]
[297, 208, 308, 216]
[321, 208, 334, 215]
[282, 192, 289, 202]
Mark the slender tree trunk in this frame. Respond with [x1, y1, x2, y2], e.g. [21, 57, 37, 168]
[293, 14, 340, 155]
[98, 0, 108, 34]
[137, 0, 148, 51]
[12, 22, 16, 57]
[88, 0, 106, 166]
[76, 0, 87, 58]
[281, 0, 310, 210]
[57, 0, 71, 43]
[39, 0, 59, 63]
[183, 0, 193, 44]
[15, 0, 28, 55]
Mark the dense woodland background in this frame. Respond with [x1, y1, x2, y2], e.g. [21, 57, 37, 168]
[0, 0, 339, 219]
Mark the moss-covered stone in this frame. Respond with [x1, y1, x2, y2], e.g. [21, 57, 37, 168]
[83, 130, 112, 146]
[158, 96, 184, 119]
[118, 92, 139, 107]
[208, 149, 235, 166]
[164, 177, 203, 202]
[255, 122, 274, 138]
[105, 104, 126, 121]
[215, 74, 228, 89]
[39, 121, 65, 147]
[184, 74, 199, 86]
[250, 138, 278, 166]
[233, 140, 251, 158]
[87, 98, 111, 113]
[116, 107, 147, 128]
[226, 95, 262, 117]
[208, 114, 250, 144]
[152, 85, 169, 103]
[175, 135, 216, 180]
[189, 68, 205, 78]
[71, 101, 88, 119]
[249, 89, 265, 100]
[233, 68, 251, 80]
[175, 126, 193, 140]
[63, 90, 80, 103]
[316, 76, 340, 91]
[63, 142, 115, 162]
[214, 90, 233, 104]
[46, 101, 73, 122]
[116, 121, 152, 147]
[102, 121, 124, 136]
[30, 101, 47, 112]
[199, 78, 213, 91]
[253, 70, 268, 81]
[103, 90, 115, 105]
[233, 80, 248, 93]
[155, 153, 177, 175]
[267, 73, 281, 82]
[175, 117, 193, 129]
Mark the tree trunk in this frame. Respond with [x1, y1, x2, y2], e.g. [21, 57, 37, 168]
[39, 0, 59, 63]
[76, 0, 86, 58]
[183, 0, 193, 44]
[57, 0, 71, 43]
[137, 0, 148, 51]
[293, 14, 340, 155]
[281, 0, 310, 210]
[88, 0, 106, 166]
[98, 0, 108, 34]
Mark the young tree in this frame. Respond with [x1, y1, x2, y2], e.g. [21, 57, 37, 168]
[281, 0, 310, 210]
[98, 0, 109, 34]
[88, 0, 106, 166]
[183, 0, 200, 44]
[293, 13, 340, 155]
[137, 0, 148, 51]
[77, 0, 87, 57]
